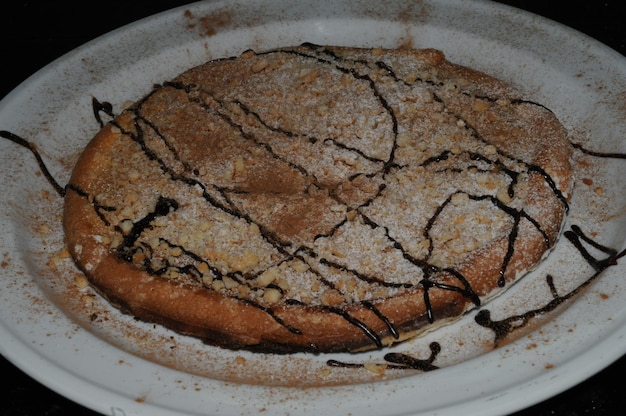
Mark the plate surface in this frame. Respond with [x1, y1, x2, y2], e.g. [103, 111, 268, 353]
[1, 0, 626, 415]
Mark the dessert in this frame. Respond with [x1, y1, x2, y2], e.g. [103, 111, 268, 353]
[63, 44, 573, 353]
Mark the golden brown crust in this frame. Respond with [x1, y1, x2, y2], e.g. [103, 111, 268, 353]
[63, 45, 573, 353]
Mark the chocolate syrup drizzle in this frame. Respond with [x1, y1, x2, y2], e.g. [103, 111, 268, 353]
[0, 130, 65, 197]
[328, 341, 441, 371]
[475, 224, 626, 345]
[2, 44, 625, 369]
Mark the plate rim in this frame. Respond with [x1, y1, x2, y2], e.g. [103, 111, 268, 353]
[1, 0, 626, 415]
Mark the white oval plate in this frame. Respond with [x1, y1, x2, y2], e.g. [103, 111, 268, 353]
[1, 0, 625, 415]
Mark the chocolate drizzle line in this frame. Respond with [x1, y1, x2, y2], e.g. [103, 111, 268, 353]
[0, 130, 65, 197]
[571, 142, 626, 159]
[116, 196, 179, 262]
[92, 97, 115, 128]
[362, 300, 400, 339]
[476, 225, 626, 346]
[65, 183, 116, 226]
[328, 341, 441, 371]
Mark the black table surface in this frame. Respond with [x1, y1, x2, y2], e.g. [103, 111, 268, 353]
[1, 1, 625, 415]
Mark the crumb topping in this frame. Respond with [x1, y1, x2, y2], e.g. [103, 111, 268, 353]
[65, 45, 573, 351]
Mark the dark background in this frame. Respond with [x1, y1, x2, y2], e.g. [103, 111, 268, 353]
[1, 1, 625, 415]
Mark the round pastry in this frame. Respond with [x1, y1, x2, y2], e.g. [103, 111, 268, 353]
[63, 44, 573, 353]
